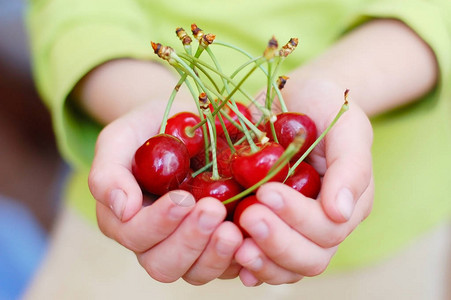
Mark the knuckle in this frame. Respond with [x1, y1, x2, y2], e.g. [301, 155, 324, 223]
[303, 258, 330, 277]
[349, 156, 372, 183]
[116, 230, 145, 253]
[144, 262, 179, 283]
[180, 237, 206, 254]
[183, 274, 210, 286]
[323, 229, 348, 248]
[96, 216, 110, 238]
[270, 241, 294, 263]
[87, 168, 107, 199]
[266, 274, 303, 285]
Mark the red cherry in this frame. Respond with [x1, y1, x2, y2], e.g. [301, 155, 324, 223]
[190, 171, 244, 218]
[178, 169, 194, 192]
[232, 195, 259, 237]
[266, 112, 317, 162]
[132, 134, 190, 195]
[164, 112, 204, 157]
[231, 142, 289, 188]
[284, 162, 321, 198]
[217, 142, 247, 178]
[217, 147, 234, 178]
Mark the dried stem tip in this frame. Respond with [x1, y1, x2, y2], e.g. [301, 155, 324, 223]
[264, 36, 279, 60]
[277, 75, 289, 90]
[279, 38, 299, 57]
[198, 93, 210, 110]
[151, 42, 174, 61]
[200, 33, 216, 47]
[344, 89, 350, 105]
[191, 24, 204, 41]
[176, 27, 192, 45]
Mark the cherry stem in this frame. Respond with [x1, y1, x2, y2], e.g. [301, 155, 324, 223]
[178, 52, 267, 138]
[191, 162, 212, 178]
[268, 56, 288, 113]
[285, 90, 350, 179]
[204, 47, 242, 151]
[204, 110, 220, 180]
[177, 53, 267, 149]
[169, 52, 248, 159]
[214, 41, 270, 75]
[173, 44, 212, 165]
[265, 59, 279, 144]
[213, 40, 288, 111]
[159, 46, 206, 134]
[179, 52, 259, 106]
[205, 47, 258, 152]
[169, 53, 227, 124]
[177, 72, 211, 164]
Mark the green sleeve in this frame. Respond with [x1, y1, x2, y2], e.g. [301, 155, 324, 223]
[26, 0, 451, 270]
[26, 0, 154, 169]
[349, 0, 451, 101]
[329, 0, 451, 270]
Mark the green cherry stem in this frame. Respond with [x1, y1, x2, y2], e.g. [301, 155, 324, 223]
[214, 40, 288, 112]
[205, 47, 257, 151]
[169, 53, 226, 119]
[202, 102, 220, 180]
[268, 56, 288, 113]
[265, 58, 280, 144]
[178, 53, 266, 147]
[173, 68, 211, 165]
[214, 41, 270, 76]
[178, 52, 268, 124]
[158, 46, 206, 134]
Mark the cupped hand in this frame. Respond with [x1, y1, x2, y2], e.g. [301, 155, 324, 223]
[88, 99, 243, 284]
[234, 79, 374, 286]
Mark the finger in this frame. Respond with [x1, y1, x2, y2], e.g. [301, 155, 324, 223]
[256, 180, 374, 248]
[182, 221, 243, 285]
[96, 190, 196, 252]
[319, 104, 373, 223]
[218, 260, 242, 279]
[238, 268, 262, 287]
[237, 204, 337, 276]
[89, 117, 154, 221]
[235, 239, 304, 285]
[136, 197, 226, 283]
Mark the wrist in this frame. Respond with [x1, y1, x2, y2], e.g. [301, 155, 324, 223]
[284, 19, 438, 117]
[72, 58, 190, 125]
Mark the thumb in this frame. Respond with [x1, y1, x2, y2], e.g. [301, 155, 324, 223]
[319, 107, 373, 223]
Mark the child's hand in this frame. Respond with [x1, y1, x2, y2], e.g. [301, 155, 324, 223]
[234, 80, 374, 286]
[88, 100, 243, 284]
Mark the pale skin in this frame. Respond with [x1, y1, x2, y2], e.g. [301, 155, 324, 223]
[76, 19, 438, 286]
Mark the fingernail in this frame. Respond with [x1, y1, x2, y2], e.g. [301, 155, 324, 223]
[259, 191, 284, 211]
[169, 191, 196, 207]
[247, 256, 263, 271]
[248, 221, 269, 240]
[198, 211, 221, 233]
[241, 268, 261, 287]
[168, 192, 195, 220]
[110, 189, 127, 220]
[336, 188, 354, 220]
[215, 239, 237, 257]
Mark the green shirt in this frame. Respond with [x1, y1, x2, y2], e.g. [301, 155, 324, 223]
[27, 0, 451, 271]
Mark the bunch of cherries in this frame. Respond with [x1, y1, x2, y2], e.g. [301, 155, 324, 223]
[132, 25, 348, 232]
